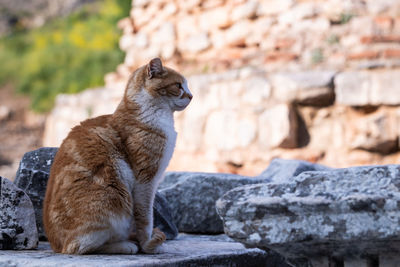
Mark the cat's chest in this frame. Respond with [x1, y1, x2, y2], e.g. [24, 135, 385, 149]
[158, 126, 177, 175]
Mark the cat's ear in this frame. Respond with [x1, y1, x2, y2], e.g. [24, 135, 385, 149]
[147, 58, 164, 79]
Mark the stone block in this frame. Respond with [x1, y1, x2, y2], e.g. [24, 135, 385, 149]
[179, 32, 210, 53]
[205, 110, 257, 150]
[199, 7, 231, 30]
[258, 104, 298, 148]
[231, 0, 258, 22]
[241, 75, 271, 105]
[257, 0, 294, 16]
[335, 70, 400, 106]
[225, 20, 252, 46]
[271, 71, 336, 106]
[348, 108, 398, 154]
[0, 176, 38, 250]
[159, 172, 265, 234]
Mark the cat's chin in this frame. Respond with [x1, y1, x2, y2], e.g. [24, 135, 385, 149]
[172, 103, 189, 111]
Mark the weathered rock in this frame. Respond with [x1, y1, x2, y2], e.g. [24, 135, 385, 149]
[159, 172, 265, 234]
[217, 165, 400, 259]
[257, 158, 331, 183]
[153, 194, 178, 240]
[14, 147, 58, 240]
[271, 71, 336, 106]
[0, 176, 38, 250]
[14, 148, 179, 240]
[0, 234, 289, 266]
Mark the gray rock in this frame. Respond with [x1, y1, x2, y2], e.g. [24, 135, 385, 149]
[217, 165, 400, 259]
[153, 194, 178, 240]
[14, 147, 58, 240]
[159, 172, 264, 234]
[0, 176, 38, 250]
[0, 234, 289, 266]
[258, 158, 331, 183]
[14, 148, 178, 240]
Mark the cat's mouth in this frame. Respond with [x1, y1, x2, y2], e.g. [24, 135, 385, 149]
[173, 103, 188, 111]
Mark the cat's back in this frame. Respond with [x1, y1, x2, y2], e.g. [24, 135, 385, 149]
[52, 114, 122, 172]
[44, 114, 133, 252]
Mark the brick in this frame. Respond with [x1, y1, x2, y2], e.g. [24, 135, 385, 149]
[383, 49, 400, 58]
[265, 51, 298, 62]
[373, 16, 393, 30]
[394, 17, 400, 33]
[347, 51, 380, 60]
[361, 35, 400, 43]
[274, 38, 296, 49]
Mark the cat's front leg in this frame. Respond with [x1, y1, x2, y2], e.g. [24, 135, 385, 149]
[133, 182, 166, 254]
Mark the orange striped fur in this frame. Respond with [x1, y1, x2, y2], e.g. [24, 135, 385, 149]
[43, 58, 192, 254]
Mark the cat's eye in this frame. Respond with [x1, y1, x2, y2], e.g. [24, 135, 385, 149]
[159, 88, 167, 95]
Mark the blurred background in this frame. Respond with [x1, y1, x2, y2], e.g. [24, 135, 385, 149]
[1, 0, 400, 179]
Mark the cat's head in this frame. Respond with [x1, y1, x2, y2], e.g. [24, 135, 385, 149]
[127, 58, 192, 112]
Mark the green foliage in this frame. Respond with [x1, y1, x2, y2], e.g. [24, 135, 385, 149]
[0, 0, 131, 112]
[311, 48, 324, 64]
[339, 13, 354, 24]
[326, 34, 340, 45]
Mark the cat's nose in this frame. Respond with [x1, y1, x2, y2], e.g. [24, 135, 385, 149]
[181, 91, 193, 100]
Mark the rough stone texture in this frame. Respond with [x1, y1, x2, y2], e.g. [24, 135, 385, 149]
[14, 147, 58, 240]
[14, 147, 179, 241]
[0, 176, 38, 250]
[159, 172, 265, 234]
[217, 165, 400, 259]
[257, 158, 331, 183]
[153, 194, 178, 240]
[0, 234, 289, 267]
[271, 71, 336, 106]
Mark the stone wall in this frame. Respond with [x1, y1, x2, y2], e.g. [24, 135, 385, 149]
[44, 0, 400, 175]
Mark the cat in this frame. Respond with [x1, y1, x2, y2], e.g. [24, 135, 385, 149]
[43, 58, 192, 254]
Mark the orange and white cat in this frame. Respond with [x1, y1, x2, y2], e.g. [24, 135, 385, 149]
[43, 58, 192, 254]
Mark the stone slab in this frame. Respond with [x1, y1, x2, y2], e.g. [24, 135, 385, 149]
[217, 165, 400, 259]
[0, 234, 288, 267]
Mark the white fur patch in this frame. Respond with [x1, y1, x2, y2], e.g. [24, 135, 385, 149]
[77, 214, 132, 253]
[109, 214, 132, 242]
[134, 89, 177, 185]
[116, 158, 135, 193]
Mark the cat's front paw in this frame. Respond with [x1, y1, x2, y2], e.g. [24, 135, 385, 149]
[140, 228, 166, 254]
